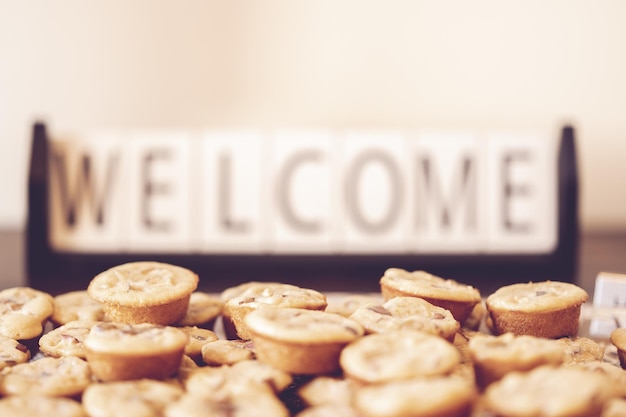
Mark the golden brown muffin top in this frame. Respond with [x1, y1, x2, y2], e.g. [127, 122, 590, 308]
[245, 307, 363, 344]
[486, 281, 588, 313]
[87, 262, 199, 307]
[380, 268, 481, 303]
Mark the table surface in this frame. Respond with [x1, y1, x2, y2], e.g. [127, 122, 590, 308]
[3, 229, 626, 300]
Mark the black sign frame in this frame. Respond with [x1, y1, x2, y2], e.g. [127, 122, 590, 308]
[26, 122, 579, 295]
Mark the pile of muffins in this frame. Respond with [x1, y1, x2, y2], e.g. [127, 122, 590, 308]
[1, 261, 626, 416]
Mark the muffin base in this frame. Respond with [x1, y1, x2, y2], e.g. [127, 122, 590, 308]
[251, 333, 347, 375]
[102, 296, 190, 325]
[487, 304, 583, 338]
[86, 349, 185, 381]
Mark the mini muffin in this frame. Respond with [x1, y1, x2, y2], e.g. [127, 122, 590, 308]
[340, 330, 461, 384]
[0, 396, 86, 417]
[177, 326, 219, 363]
[51, 290, 105, 325]
[379, 268, 481, 324]
[245, 307, 364, 375]
[87, 261, 199, 325]
[84, 322, 189, 381]
[0, 356, 92, 397]
[479, 365, 611, 417]
[610, 327, 626, 369]
[176, 292, 223, 329]
[557, 336, 605, 364]
[298, 376, 359, 407]
[325, 294, 384, 318]
[39, 320, 96, 358]
[349, 296, 460, 341]
[0, 287, 54, 340]
[82, 379, 184, 417]
[468, 332, 565, 388]
[353, 375, 476, 417]
[0, 335, 30, 370]
[222, 283, 327, 340]
[201, 339, 256, 366]
[485, 281, 589, 338]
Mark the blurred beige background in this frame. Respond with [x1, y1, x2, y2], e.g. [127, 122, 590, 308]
[1, 0, 626, 232]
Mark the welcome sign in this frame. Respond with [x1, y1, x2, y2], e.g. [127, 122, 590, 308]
[27, 123, 578, 291]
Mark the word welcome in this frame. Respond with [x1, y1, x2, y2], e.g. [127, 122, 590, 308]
[47, 129, 558, 254]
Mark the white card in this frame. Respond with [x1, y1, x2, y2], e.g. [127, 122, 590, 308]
[340, 131, 409, 253]
[201, 131, 266, 253]
[593, 272, 626, 308]
[410, 131, 485, 253]
[269, 130, 336, 253]
[484, 131, 558, 253]
[127, 131, 193, 253]
[48, 131, 128, 252]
